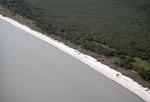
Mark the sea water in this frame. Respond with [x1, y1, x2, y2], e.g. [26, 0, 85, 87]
[0, 18, 144, 102]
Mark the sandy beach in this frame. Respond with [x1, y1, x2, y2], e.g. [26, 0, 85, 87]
[0, 14, 150, 102]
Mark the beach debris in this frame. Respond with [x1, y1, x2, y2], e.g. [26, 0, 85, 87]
[146, 88, 149, 91]
[78, 45, 81, 52]
[116, 74, 119, 76]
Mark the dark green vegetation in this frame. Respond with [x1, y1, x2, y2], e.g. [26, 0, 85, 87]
[1, 0, 150, 82]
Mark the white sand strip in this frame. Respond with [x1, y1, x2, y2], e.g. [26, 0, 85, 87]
[0, 14, 150, 102]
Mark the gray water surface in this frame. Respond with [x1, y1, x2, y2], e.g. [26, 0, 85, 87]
[0, 19, 144, 102]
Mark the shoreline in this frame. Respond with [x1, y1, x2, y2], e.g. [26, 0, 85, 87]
[0, 14, 150, 101]
[1, 8, 150, 89]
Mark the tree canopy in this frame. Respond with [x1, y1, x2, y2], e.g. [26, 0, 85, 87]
[1, 0, 150, 81]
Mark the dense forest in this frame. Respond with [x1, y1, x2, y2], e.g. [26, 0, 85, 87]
[0, 0, 150, 81]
